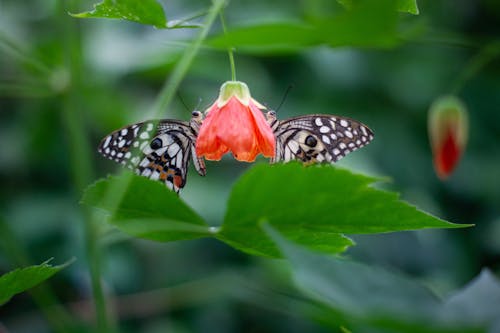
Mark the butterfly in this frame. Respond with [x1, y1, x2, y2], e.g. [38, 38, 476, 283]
[98, 111, 206, 193]
[265, 111, 374, 164]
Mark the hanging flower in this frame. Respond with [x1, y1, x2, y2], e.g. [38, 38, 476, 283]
[196, 81, 275, 162]
[428, 95, 468, 180]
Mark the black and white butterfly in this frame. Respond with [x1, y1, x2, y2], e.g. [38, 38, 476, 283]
[98, 111, 206, 193]
[265, 111, 374, 164]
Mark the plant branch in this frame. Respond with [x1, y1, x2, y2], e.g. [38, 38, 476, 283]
[151, 0, 227, 118]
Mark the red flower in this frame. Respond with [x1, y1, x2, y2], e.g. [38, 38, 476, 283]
[196, 81, 275, 162]
[428, 96, 468, 180]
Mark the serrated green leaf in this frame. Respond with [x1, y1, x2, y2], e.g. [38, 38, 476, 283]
[207, 0, 401, 53]
[265, 225, 440, 320]
[398, 0, 419, 15]
[218, 163, 469, 257]
[71, 0, 167, 28]
[266, 226, 498, 332]
[82, 173, 212, 241]
[0, 259, 73, 306]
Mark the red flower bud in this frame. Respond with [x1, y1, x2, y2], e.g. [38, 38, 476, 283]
[196, 81, 275, 162]
[428, 96, 468, 180]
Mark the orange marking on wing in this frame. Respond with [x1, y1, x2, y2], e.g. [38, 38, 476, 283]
[173, 175, 183, 188]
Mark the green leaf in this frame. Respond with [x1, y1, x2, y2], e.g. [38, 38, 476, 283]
[208, 0, 402, 53]
[0, 259, 73, 306]
[335, 0, 419, 14]
[398, 0, 419, 15]
[265, 225, 440, 321]
[82, 173, 212, 241]
[440, 269, 500, 327]
[71, 0, 167, 28]
[266, 226, 499, 332]
[218, 163, 469, 257]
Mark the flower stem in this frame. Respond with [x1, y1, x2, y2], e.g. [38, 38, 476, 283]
[152, 0, 227, 117]
[219, 11, 236, 81]
[451, 41, 500, 94]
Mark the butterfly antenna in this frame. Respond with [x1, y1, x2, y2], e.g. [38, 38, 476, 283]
[195, 97, 203, 111]
[275, 84, 294, 112]
[177, 92, 191, 112]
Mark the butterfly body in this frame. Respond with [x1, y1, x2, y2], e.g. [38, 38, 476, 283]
[266, 111, 374, 164]
[98, 112, 205, 193]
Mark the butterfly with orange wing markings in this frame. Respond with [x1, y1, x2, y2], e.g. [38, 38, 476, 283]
[98, 111, 206, 193]
[265, 111, 374, 164]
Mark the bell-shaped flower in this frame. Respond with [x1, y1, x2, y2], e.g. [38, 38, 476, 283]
[195, 81, 275, 162]
[428, 95, 468, 179]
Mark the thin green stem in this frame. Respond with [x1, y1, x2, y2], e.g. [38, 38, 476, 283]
[59, 0, 111, 331]
[151, 0, 228, 117]
[0, 30, 53, 75]
[219, 11, 236, 81]
[450, 41, 500, 94]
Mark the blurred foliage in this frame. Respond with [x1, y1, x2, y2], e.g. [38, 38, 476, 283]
[0, 259, 73, 306]
[1, 0, 500, 332]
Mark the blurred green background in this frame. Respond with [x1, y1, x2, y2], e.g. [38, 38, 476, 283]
[1, 0, 499, 332]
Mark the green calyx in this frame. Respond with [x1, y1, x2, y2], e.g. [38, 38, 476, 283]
[428, 95, 469, 148]
[218, 81, 251, 106]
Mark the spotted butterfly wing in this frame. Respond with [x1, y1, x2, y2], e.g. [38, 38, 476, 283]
[98, 113, 205, 193]
[266, 112, 374, 164]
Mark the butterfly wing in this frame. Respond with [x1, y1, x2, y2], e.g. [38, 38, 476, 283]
[270, 114, 374, 164]
[98, 120, 205, 193]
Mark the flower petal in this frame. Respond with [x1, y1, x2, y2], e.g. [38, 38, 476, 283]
[195, 81, 276, 162]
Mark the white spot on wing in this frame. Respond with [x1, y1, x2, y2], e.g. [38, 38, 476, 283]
[340, 119, 348, 127]
[320, 126, 330, 133]
[315, 118, 323, 126]
[150, 171, 160, 181]
[345, 131, 353, 138]
[167, 144, 180, 157]
[288, 140, 300, 153]
[140, 132, 150, 139]
[329, 120, 336, 130]
[333, 148, 340, 155]
[102, 136, 112, 148]
[322, 135, 331, 145]
[131, 156, 140, 165]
